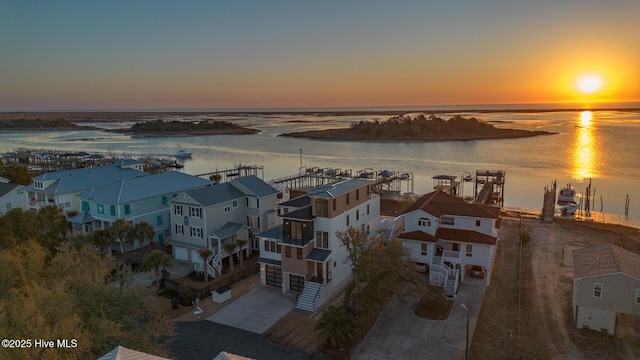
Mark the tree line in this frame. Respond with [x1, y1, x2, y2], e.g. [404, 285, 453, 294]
[349, 114, 495, 137]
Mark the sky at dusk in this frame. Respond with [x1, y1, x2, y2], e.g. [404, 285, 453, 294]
[1, 1, 639, 110]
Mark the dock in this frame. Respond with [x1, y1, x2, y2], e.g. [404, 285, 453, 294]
[269, 167, 414, 193]
[474, 170, 505, 206]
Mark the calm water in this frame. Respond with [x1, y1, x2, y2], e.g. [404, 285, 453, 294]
[2, 110, 639, 224]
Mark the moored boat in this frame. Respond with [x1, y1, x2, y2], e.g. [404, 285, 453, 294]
[174, 145, 192, 158]
[560, 201, 580, 215]
[557, 184, 576, 205]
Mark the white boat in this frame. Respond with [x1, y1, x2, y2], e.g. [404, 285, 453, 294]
[174, 145, 192, 158]
[557, 184, 576, 205]
[560, 201, 580, 215]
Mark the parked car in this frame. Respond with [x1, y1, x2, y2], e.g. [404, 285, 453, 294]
[469, 265, 485, 278]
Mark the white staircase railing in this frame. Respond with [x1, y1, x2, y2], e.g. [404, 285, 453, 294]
[207, 249, 222, 279]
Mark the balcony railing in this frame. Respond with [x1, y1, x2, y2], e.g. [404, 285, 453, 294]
[442, 249, 461, 263]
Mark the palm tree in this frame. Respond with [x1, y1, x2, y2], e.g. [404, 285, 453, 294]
[198, 248, 214, 282]
[91, 228, 114, 256]
[131, 221, 155, 248]
[223, 241, 237, 274]
[139, 250, 173, 283]
[111, 218, 131, 254]
[315, 305, 359, 348]
[235, 239, 248, 269]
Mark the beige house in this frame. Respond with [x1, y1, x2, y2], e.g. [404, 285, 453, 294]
[572, 243, 640, 335]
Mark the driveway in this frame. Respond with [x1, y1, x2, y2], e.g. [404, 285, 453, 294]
[353, 278, 486, 360]
[207, 285, 296, 334]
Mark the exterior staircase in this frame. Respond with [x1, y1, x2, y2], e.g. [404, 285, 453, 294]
[445, 274, 457, 296]
[206, 249, 222, 279]
[296, 280, 325, 312]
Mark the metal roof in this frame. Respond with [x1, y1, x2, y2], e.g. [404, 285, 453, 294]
[231, 175, 279, 198]
[280, 195, 311, 208]
[26, 161, 146, 195]
[282, 206, 315, 221]
[0, 182, 20, 198]
[78, 171, 212, 203]
[573, 243, 640, 280]
[68, 211, 95, 224]
[306, 248, 332, 262]
[258, 257, 282, 266]
[176, 183, 246, 207]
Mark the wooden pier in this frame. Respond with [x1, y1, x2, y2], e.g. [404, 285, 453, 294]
[474, 170, 505, 206]
[196, 164, 265, 183]
[541, 181, 556, 222]
[432, 175, 460, 196]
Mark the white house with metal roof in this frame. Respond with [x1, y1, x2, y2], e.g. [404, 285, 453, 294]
[24, 159, 146, 213]
[168, 175, 279, 277]
[0, 181, 27, 216]
[398, 190, 501, 295]
[72, 171, 212, 251]
[572, 243, 640, 335]
[257, 178, 381, 312]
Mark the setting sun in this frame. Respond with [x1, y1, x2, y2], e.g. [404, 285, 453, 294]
[576, 74, 604, 94]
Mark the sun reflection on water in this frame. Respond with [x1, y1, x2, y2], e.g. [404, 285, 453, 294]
[572, 111, 597, 180]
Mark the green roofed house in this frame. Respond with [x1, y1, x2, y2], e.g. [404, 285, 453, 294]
[168, 175, 279, 278]
[72, 171, 213, 252]
[25, 159, 146, 213]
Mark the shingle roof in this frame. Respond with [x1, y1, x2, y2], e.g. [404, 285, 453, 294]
[435, 228, 498, 245]
[257, 224, 283, 240]
[98, 345, 170, 360]
[79, 171, 212, 203]
[280, 195, 311, 208]
[231, 175, 278, 197]
[308, 179, 372, 198]
[25, 162, 146, 195]
[573, 243, 640, 280]
[402, 190, 501, 219]
[0, 183, 20, 198]
[398, 230, 438, 243]
[177, 183, 245, 207]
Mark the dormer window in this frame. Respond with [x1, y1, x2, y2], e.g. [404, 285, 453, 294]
[34, 181, 44, 189]
[418, 218, 431, 227]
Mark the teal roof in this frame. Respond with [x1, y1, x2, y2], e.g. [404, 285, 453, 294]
[79, 171, 212, 204]
[25, 161, 145, 195]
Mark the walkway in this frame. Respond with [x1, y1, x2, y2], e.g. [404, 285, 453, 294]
[353, 278, 486, 360]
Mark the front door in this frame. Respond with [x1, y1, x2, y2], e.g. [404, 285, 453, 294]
[316, 262, 323, 280]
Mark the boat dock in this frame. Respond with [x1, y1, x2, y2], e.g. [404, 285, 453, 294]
[474, 170, 505, 206]
[196, 164, 265, 183]
[269, 166, 414, 193]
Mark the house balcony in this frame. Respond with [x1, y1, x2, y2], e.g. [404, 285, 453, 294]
[442, 249, 461, 263]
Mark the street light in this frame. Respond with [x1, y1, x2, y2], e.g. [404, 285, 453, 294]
[460, 303, 470, 360]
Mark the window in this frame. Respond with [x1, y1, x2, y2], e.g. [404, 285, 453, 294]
[439, 216, 454, 225]
[421, 243, 428, 256]
[346, 214, 350, 227]
[356, 210, 360, 221]
[475, 220, 481, 227]
[315, 199, 329, 217]
[291, 221, 303, 239]
[316, 231, 329, 249]
[332, 199, 336, 211]
[232, 200, 238, 208]
[277, 244, 281, 254]
[34, 181, 44, 189]
[285, 246, 291, 258]
[247, 215, 260, 228]
[367, 204, 370, 215]
[248, 197, 258, 208]
[466, 244, 473, 257]
[418, 218, 429, 227]
[296, 248, 303, 260]
[356, 189, 360, 201]
[174, 205, 183, 216]
[636, 289, 640, 304]
[110, 205, 115, 216]
[124, 204, 131, 215]
[190, 226, 203, 238]
[156, 215, 163, 225]
[367, 185, 370, 195]
[97, 204, 104, 214]
[224, 205, 231, 213]
[189, 206, 202, 218]
[175, 224, 183, 235]
[346, 192, 350, 205]
[264, 240, 277, 253]
[82, 201, 89, 212]
[593, 283, 603, 298]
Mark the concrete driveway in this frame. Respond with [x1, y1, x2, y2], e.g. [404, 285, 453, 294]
[353, 278, 486, 360]
[207, 285, 296, 334]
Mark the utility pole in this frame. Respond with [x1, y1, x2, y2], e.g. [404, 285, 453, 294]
[461, 304, 470, 360]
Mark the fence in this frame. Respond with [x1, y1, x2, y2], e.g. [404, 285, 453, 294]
[164, 263, 259, 301]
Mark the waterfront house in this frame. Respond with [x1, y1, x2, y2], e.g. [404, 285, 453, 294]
[168, 175, 279, 277]
[24, 159, 145, 214]
[0, 181, 27, 216]
[72, 171, 212, 251]
[398, 190, 501, 295]
[257, 179, 381, 312]
[572, 243, 640, 335]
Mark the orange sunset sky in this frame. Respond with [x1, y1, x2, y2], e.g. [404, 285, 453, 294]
[1, 1, 639, 110]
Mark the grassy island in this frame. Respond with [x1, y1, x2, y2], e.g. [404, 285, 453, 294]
[115, 119, 258, 135]
[0, 118, 96, 131]
[280, 114, 555, 141]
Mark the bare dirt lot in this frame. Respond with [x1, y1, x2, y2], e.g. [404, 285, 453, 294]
[472, 216, 640, 359]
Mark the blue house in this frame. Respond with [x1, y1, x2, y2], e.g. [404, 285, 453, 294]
[72, 171, 213, 252]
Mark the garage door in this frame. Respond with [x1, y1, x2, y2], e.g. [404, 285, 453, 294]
[265, 265, 282, 287]
[174, 247, 188, 261]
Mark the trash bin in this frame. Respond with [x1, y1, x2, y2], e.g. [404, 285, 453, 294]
[171, 297, 179, 310]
